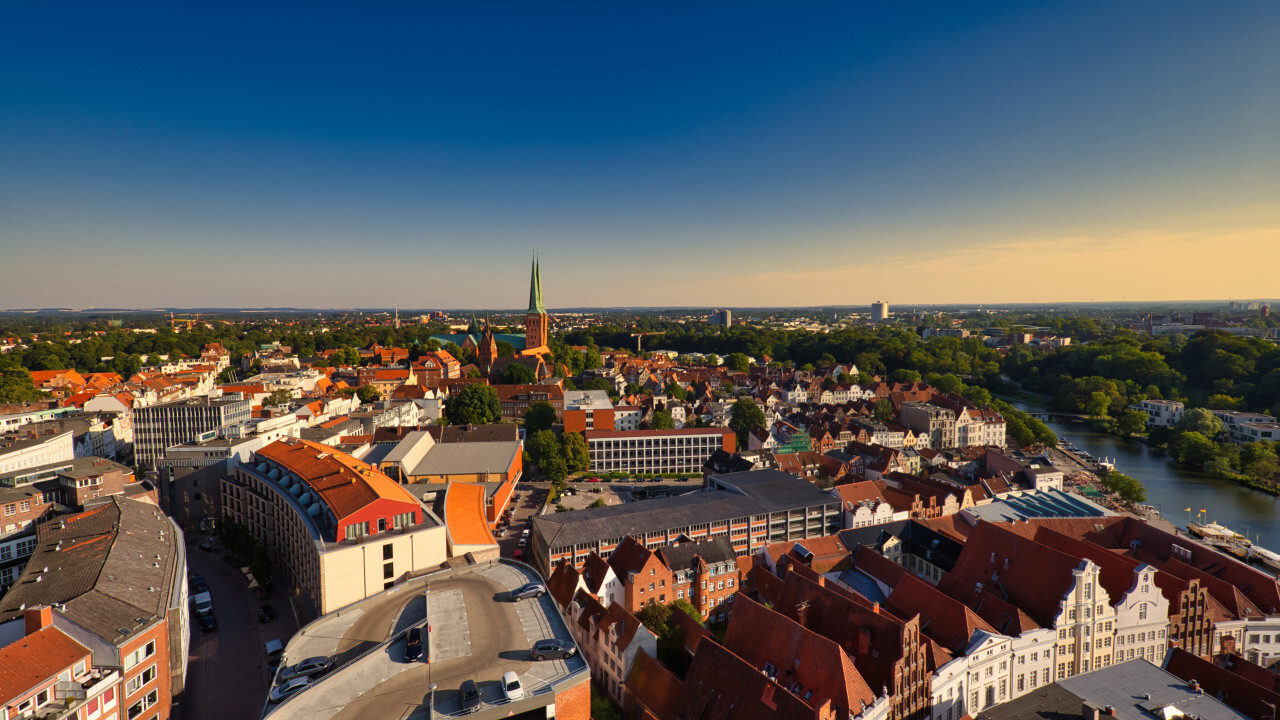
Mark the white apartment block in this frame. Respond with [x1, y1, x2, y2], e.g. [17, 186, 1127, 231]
[1137, 400, 1184, 428]
[0, 431, 74, 475]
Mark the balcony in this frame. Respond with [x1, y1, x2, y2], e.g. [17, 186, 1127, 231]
[23, 669, 121, 720]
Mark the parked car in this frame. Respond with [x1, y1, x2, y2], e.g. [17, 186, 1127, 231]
[189, 575, 208, 593]
[280, 656, 333, 681]
[405, 627, 424, 662]
[269, 676, 312, 704]
[531, 638, 576, 661]
[198, 541, 214, 552]
[199, 614, 217, 631]
[501, 671, 524, 702]
[518, 537, 528, 547]
[459, 679, 481, 713]
[257, 604, 275, 623]
[511, 582, 545, 600]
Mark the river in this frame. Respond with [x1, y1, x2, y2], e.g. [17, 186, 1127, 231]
[1015, 405, 1280, 549]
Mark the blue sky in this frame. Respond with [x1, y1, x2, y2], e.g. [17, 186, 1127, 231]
[1, 2, 1277, 309]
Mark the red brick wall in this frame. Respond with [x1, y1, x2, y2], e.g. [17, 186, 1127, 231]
[554, 678, 590, 720]
[564, 410, 587, 434]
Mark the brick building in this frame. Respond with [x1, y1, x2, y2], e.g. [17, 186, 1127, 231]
[0, 496, 190, 720]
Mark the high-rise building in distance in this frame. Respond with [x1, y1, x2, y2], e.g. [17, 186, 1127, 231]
[871, 301, 889, 322]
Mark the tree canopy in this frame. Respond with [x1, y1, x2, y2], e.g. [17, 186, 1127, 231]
[444, 383, 501, 425]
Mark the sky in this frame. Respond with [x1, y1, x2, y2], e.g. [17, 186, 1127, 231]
[1, 2, 1277, 310]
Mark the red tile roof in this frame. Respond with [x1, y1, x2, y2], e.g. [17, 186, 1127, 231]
[724, 595, 877, 713]
[255, 439, 418, 523]
[0, 626, 90, 704]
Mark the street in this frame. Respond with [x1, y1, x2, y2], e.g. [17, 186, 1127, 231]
[177, 533, 299, 720]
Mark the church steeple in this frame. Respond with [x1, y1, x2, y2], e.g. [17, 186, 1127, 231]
[528, 255, 546, 315]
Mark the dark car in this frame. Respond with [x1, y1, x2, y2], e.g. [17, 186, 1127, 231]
[531, 638, 575, 661]
[198, 541, 214, 552]
[405, 627, 424, 662]
[189, 575, 208, 593]
[511, 582, 545, 601]
[199, 614, 217, 631]
[257, 604, 275, 623]
[460, 679, 481, 713]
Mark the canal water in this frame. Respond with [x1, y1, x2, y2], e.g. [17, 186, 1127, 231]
[1017, 406, 1280, 549]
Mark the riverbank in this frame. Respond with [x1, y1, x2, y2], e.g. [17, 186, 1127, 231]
[1023, 409, 1280, 550]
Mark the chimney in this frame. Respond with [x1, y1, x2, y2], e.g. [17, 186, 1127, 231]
[1104, 707, 1115, 716]
[1081, 704, 1100, 720]
[25, 605, 54, 635]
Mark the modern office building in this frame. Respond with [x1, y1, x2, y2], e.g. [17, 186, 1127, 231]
[133, 394, 252, 467]
[872, 301, 890, 322]
[583, 427, 735, 475]
[221, 438, 446, 616]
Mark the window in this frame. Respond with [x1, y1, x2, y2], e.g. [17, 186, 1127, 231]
[126, 665, 157, 694]
[383, 544, 394, 560]
[1139, 605, 1147, 620]
[127, 689, 159, 719]
[383, 562, 394, 579]
[124, 641, 157, 671]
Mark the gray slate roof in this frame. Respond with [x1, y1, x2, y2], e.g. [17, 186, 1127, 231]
[408, 441, 520, 477]
[536, 471, 836, 550]
[983, 659, 1248, 720]
[0, 496, 181, 646]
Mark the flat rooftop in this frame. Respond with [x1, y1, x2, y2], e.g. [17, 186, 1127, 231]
[407, 441, 519, 477]
[264, 560, 586, 720]
[983, 659, 1248, 720]
[536, 471, 837, 550]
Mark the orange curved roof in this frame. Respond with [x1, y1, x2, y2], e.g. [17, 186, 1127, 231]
[256, 439, 418, 522]
[443, 482, 496, 547]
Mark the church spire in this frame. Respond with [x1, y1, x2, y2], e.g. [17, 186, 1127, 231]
[528, 254, 546, 315]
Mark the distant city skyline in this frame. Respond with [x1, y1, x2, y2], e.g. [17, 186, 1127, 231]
[2, 3, 1277, 309]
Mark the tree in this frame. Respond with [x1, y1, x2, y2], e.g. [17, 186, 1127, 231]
[0, 368, 43, 404]
[499, 363, 536, 385]
[263, 389, 293, 407]
[1114, 409, 1148, 436]
[1097, 469, 1146, 503]
[523, 401, 558, 433]
[1172, 431, 1219, 468]
[561, 432, 590, 473]
[356, 385, 381, 403]
[725, 353, 750, 372]
[445, 383, 501, 425]
[873, 398, 894, 423]
[1084, 391, 1112, 419]
[705, 353, 720, 367]
[526, 429, 562, 465]
[889, 368, 922, 383]
[589, 498, 608, 508]
[728, 398, 766, 448]
[651, 410, 675, 430]
[495, 340, 517, 358]
[541, 455, 568, 485]
[1174, 408, 1225, 438]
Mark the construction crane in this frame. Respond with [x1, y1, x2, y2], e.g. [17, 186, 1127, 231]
[629, 331, 664, 353]
[169, 312, 199, 331]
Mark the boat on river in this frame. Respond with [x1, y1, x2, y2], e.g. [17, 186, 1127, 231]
[1188, 521, 1253, 558]
[1250, 545, 1280, 574]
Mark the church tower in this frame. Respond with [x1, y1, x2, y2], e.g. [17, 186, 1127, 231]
[478, 317, 499, 371]
[525, 255, 549, 352]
